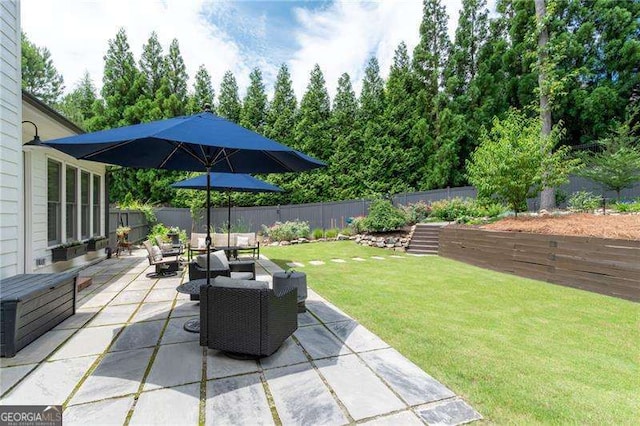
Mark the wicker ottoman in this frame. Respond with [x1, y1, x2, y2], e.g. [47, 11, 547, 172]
[272, 271, 307, 313]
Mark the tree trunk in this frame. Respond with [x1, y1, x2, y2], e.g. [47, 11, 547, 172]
[535, 0, 556, 211]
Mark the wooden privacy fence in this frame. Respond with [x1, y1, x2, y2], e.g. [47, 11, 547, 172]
[439, 227, 640, 302]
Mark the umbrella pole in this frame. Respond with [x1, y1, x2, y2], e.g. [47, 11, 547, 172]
[227, 192, 231, 248]
[206, 168, 211, 287]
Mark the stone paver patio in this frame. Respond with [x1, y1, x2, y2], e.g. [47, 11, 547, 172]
[0, 249, 481, 425]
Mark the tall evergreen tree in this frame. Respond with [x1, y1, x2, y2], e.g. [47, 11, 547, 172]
[218, 71, 242, 123]
[139, 32, 165, 98]
[59, 71, 97, 128]
[21, 32, 64, 105]
[329, 73, 361, 199]
[165, 39, 188, 104]
[264, 64, 297, 145]
[240, 68, 267, 132]
[293, 64, 332, 202]
[101, 28, 143, 127]
[188, 65, 215, 113]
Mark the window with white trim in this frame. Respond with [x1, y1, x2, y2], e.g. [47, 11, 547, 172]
[47, 159, 62, 246]
[66, 165, 77, 240]
[93, 175, 101, 236]
[81, 171, 90, 240]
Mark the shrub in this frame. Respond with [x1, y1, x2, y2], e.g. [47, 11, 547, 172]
[400, 201, 432, 225]
[340, 228, 353, 237]
[349, 216, 366, 234]
[325, 228, 339, 239]
[362, 199, 407, 232]
[117, 198, 157, 225]
[568, 191, 601, 212]
[148, 223, 186, 244]
[430, 198, 507, 222]
[312, 228, 324, 239]
[610, 198, 640, 213]
[262, 220, 310, 242]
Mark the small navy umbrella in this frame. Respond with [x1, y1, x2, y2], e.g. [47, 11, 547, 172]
[171, 173, 283, 247]
[34, 111, 324, 285]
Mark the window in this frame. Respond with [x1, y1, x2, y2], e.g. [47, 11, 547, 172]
[81, 171, 90, 239]
[93, 175, 101, 236]
[66, 166, 77, 240]
[47, 159, 62, 246]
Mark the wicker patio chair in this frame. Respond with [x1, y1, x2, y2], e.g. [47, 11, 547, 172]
[187, 250, 255, 300]
[199, 276, 298, 358]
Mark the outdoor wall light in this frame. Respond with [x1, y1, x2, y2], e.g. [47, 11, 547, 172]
[21, 120, 41, 144]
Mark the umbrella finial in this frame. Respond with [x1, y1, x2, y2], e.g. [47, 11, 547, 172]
[203, 103, 212, 113]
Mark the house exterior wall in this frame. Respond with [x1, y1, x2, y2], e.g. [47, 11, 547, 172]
[22, 99, 106, 273]
[0, 0, 23, 278]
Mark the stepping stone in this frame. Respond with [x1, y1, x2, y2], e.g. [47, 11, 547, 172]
[87, 304, 138, 327]
[110, 320, 164, 352]
[371, 256, 385, 260]
[144, 341, 202, 390]
[207, 350, 259, 380]
[50, 325, 122, 360]
[129, 383, 200, 425]
[260, 338, 308, 370]
[389, 255, 405, 259]
[2, 356, 97, 405]
[314, 354, 405, 420]
[161, 317, 199, 345]
[415, 398, 482, 425]
[361, 411, 424, 425]
[360, 348, 455, 405]
[206, 373, 274, 425]
[351, 257, 366, 261]
[330, 259, 346, 263]
[325, 320, 389, 353]
[0, 363, 37, 394]
[287, 262, 305, 268]
[294, 325, 352, 359]
[71, 347, 154, 404]
[308, 260, 325, 266]
[265, 363, 347, 426]
[64, 396, 133, 426]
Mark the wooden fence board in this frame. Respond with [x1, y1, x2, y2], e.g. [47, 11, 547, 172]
[439, 227, 639, 302]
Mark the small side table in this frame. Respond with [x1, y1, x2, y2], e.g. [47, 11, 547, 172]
[176, 279, 208, 333]
[272, 271, 307, 313]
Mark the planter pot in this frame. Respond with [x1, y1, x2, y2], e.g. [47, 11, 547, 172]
[87, 238, 109, 252]
[167, 233, 180, 245]
[52, 243, 88, 262]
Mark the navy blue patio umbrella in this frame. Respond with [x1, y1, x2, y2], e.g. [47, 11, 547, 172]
[171, 172, 283, 247]
[34, 111, 324, 285]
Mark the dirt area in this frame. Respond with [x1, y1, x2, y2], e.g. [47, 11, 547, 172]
[482, 213, 640, 240]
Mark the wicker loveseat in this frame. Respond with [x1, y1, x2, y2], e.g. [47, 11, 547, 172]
[199, 276, 298, 357]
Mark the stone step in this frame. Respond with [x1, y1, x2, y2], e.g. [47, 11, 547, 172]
[407, 245, 439, 251]
[410, 238, 439, 243]
[406, 248, 438, 254]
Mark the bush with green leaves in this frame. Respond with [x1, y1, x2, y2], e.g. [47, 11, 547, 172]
[340, 228, 353, 236]
[610, 198, 640, 213]
[467, 109, 580, 215]
[325, 228, 339, 239]
[118, 196, 158, 225]
[262, 220, 310, 242]
[400, 201, 432, 225]
[312, 228, 324, 239]
[148, 223, 187, 244]
[349, 216, 366, 234]
[362, 199, 407, 232]
[430, 198, 507, 222]
[567, 191, 601, 212]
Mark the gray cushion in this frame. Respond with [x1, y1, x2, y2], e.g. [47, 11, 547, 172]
[230, 272, 254, 280]
[196, 252, 226, 270]
[213, 276, 268, 290]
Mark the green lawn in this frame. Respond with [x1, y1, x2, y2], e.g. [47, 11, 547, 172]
[262, 241, 639, 425]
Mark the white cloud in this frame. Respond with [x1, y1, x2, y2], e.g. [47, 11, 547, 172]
[20, 0, 252, 97]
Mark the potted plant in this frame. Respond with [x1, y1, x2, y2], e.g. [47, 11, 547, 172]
[167, 226, 181, 245]
[87, 236, 109, 251]
[116, 226, 131, 242]
[52, 240, 88, 262]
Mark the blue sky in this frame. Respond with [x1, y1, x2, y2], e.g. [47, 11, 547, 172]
[21, 0, 466, 100]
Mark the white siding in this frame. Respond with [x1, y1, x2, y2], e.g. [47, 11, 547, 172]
[0, 0, 22, 278]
